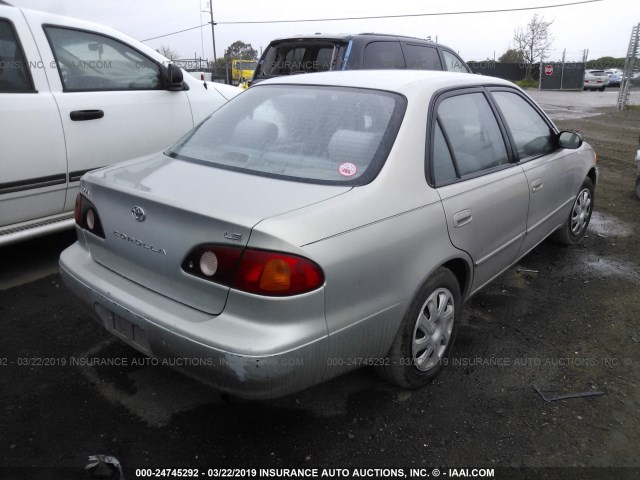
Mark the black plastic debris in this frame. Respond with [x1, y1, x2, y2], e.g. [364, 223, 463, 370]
[85, 455, 124, 479]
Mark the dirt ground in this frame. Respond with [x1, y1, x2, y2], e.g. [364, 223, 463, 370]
[0, 108, 639, 479]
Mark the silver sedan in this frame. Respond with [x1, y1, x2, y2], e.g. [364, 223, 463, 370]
[60, 70, 597, 399]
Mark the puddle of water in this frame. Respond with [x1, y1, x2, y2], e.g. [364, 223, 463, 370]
[583, 255, 640, 284]
[588, 211, 634, 238]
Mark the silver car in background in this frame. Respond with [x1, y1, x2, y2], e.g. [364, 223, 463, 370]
[60, 70, 598, 399]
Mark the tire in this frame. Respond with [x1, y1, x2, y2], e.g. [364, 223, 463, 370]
[377, 267, 461, 389]
[552, 177, 594, 245]
[599, 86, 605, 92]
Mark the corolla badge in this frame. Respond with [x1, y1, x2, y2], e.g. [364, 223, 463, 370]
[131, 206, 146, 222]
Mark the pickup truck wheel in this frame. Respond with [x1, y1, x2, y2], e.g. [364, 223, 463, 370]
[552, 177, 594, 245]
[377, 267, 460, 389]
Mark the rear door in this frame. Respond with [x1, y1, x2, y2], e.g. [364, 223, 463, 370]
[0, 11, 67, 229]
[24, 11, 195, 215]
[429, 89, 529, 292]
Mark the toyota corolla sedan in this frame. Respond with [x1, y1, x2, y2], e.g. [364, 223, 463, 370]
[60, 70, 597, 399]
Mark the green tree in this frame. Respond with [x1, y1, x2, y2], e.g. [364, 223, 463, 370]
[224, 41, 258, 60]
[498, 48, 525, 63]
[586, 56, 625, 69]
[513, 15, 553, 80]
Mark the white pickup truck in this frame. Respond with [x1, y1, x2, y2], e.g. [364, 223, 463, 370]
[0, 1, 241, 245]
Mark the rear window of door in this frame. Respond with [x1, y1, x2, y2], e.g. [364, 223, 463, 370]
[403, 44, 442, 70]
[432, 91, 509, 182]
[0, 19, 34, 92]
[362, 41, 405, 69]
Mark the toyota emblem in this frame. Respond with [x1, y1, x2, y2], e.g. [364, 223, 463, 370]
[131, 206, 146, 222]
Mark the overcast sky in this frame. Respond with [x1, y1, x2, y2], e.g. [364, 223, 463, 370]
[10, 0, 640, 62]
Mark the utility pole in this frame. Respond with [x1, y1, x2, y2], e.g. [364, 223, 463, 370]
[206, 0, 217, 64]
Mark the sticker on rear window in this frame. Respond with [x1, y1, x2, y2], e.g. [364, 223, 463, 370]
[338, 162, 358, 177]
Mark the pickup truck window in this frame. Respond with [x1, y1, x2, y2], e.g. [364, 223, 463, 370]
[45, 27, 162, 92]
[0, 19, 34, 92]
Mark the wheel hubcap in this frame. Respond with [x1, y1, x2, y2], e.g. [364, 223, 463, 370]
[570, 188, 592, 235]
[411, 288, 455, 372]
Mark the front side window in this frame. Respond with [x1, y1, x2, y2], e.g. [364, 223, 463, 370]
[45, 27, 161, 91]
[436, 92, 509, 177]
[492, 91, 555, 159]
[441, 50, 469, 73]
[0, 19, 34, 92]
[362, 42, 405, 69]
[403, 44, 442, 70]
[168, 85, 406, 185]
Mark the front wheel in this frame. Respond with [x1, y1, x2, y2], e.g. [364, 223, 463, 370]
[552, 177, 594, 245]
[377, 267, 461, 389]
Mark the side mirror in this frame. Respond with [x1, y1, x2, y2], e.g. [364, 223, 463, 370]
[164, 63, 184, 91]
[558, 131, 583, 149]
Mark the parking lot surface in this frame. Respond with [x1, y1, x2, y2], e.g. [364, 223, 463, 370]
[1, 91, 639, 479]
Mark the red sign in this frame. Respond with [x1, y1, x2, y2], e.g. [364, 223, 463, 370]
[545, 65, 553, 76]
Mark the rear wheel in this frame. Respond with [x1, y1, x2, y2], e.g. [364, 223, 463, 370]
[599, 86, 606, 92]
[377, 267, 461, 389]
[552, 177, 594, 245]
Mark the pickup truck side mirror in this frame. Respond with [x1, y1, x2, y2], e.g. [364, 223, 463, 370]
[162, 63, 185, 91]
[558, 131, 583, 149]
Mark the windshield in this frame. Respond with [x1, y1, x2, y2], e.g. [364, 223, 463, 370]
[168, 84, 406, 185]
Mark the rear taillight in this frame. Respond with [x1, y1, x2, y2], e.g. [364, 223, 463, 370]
[182, 246, 324, 296]
[74, 193, 105, 238]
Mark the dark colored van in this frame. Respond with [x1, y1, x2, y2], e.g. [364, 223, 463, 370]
[251, 33, 470, 84]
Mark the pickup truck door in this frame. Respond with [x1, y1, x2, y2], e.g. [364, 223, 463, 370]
[24, 11, 196, 213]
[0, 12, 67, 229]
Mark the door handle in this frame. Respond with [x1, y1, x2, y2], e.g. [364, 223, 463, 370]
[70, 110, 104, 121]
[453, 209, 472, 228]
[531, 179, 543, 192]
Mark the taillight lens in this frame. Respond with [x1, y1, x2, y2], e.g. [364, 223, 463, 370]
[74, 193, 105, 238]
[182, 246, 324, 296]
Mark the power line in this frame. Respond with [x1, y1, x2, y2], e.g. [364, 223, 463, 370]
[219, 0, 604, 24]
[141, 0, 604, 42]
[142, 24, 204, 42]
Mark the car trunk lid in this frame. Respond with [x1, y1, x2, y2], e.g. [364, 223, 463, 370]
[82, 155, 350, 314]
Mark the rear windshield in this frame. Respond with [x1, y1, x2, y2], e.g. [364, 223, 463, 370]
[256, 42, 338, 77]
[168, 84, 407, 185]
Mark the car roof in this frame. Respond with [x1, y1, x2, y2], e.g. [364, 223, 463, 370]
[270, 33, 440, 46]
[254, 69, 515, 94]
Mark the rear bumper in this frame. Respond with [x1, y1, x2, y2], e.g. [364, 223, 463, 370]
[59, 242, 329, 399]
